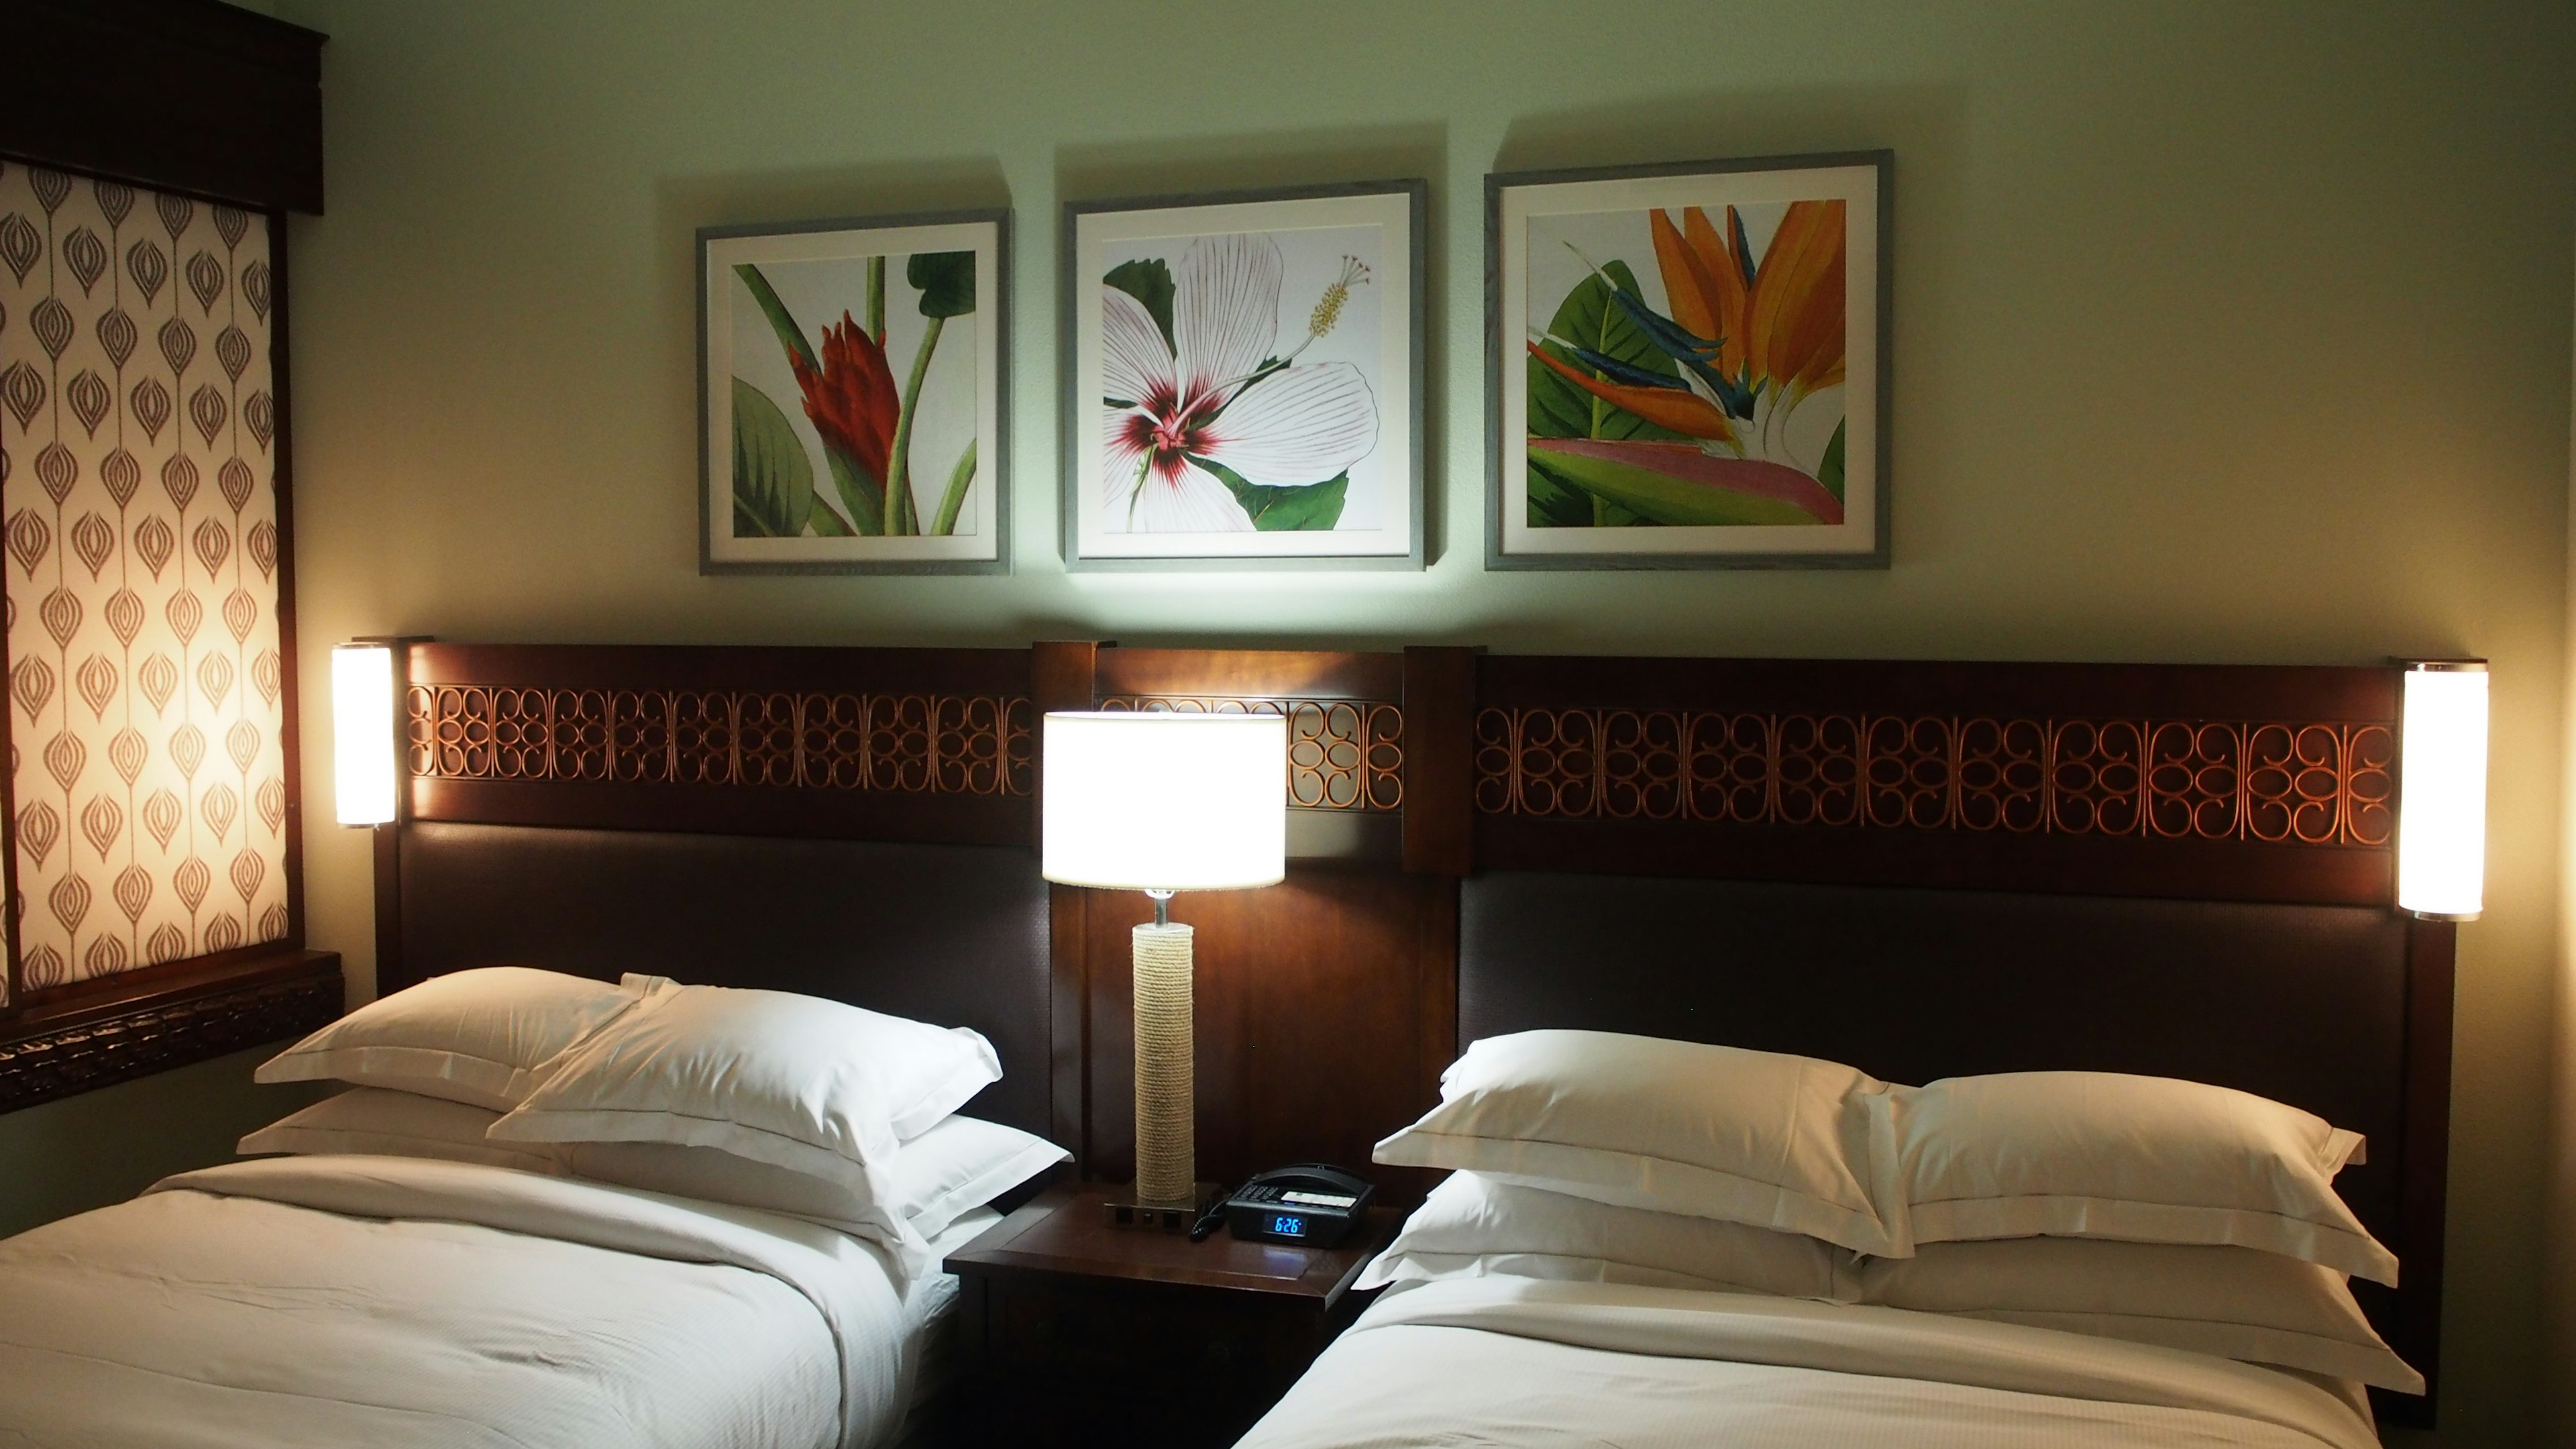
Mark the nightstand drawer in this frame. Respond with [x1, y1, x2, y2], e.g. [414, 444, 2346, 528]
[984, 1274, 1324, 1383]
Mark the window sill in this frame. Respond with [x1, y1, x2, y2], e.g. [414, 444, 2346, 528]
[0, 950, 341, 1114]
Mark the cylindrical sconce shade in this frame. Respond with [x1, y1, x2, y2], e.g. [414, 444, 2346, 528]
[2396, 661, 2487, 920]
[332, 643, 397, 826]
[1041, 712, 1287, 891]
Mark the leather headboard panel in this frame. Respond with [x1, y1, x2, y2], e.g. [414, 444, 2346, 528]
[396, 821, 1053, 1137]
[1460, 870, 2410, 1251]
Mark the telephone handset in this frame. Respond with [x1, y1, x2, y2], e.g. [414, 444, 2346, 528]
[1203, 1163, 1375, 1248]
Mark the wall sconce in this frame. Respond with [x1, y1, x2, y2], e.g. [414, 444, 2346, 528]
[331, 641, 397, 827]
[2396, 659, 2487, 921]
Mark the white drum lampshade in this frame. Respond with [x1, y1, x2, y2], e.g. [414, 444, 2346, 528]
[1042, 711, 1286, 1209]
[1042, 711, 1287, 892]
[2396, 661, 2488, 921]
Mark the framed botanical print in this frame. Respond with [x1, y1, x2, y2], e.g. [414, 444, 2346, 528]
[1061, 180, 1426, 570]
[1489, 152, 1890, 570]
[698, 209, 1008, 574]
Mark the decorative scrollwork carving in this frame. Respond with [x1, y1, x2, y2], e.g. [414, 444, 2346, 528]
[1474, 708, 2392, 847]
[0, 968, 341, 1113]
[1097, 696, 1403, 811]
[407, 687, 1034, 796]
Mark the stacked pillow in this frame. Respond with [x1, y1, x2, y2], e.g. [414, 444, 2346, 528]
[1371, 1028, 2420, 1394]
[245, 967, 1067, 1277]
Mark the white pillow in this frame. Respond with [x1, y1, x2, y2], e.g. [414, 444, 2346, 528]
[1860, 1236, 2422, 1393]
[1884, 1071, 2394, 1285]
[1357, 1171, 1857, 1301]
[1373, 1030, 1899, 1254]
[237, 1086, 566, 1173]
[239, 1087, 1058, 1279]
[878, 1114, 1071, 1238]
[486, 980, 1002, 1190]
[254, 967, 657, 1110]
[564, 1114, 1066, 1244]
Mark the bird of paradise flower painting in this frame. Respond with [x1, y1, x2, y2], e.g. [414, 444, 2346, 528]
[700, 215, 1004, 573]
[1496, 158, 1884, 568]
[1069, 185, 1422, 567]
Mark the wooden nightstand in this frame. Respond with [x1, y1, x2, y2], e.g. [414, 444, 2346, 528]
[942, 1183, 1401, 1448]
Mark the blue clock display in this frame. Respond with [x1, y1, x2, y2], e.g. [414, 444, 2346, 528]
[1268, 1213, 1307, 1237]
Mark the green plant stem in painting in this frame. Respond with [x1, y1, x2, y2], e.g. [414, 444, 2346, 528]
[865, 256, 885, 346]
[930, 438, 977, 536]
[883, 313, 946, 535]
[732, 265, 819, 373]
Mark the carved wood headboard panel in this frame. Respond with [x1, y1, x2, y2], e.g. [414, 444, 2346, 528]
[1469, 655, 2400, 907]
[369, 639, 2449, 1425]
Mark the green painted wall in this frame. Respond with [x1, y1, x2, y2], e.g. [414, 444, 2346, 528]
[9, 0, 2566, 1440]
[0, 1049, 325, 1238]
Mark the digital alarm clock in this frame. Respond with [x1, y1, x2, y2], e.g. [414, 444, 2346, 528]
[1217, 1164, 1375, 1248]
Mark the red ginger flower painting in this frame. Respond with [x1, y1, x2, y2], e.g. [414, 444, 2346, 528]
[788, 312, 899, 488]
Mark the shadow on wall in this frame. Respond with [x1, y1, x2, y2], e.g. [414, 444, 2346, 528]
[0, 1046, 331, 1238]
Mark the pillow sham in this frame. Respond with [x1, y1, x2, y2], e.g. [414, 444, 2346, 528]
[1373, 1029, 1899, 1254]
[254, 967, 656, 1110]
[564, 1113, 1066, 1243]
[1860, 1235, 2422, 1393]
[486, 981, 1003, 1189]
[237, 1087, 568, 1173]
[1883, 1071, 2394, 1285]
[1356, 1171, 1857, 1301]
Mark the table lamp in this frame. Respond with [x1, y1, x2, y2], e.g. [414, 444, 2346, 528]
[1042, 710, 1286, 1220]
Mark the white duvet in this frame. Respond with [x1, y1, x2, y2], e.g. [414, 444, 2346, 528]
[1238, 1277, 2381, 1449]
[0, 1155, 929, 1449]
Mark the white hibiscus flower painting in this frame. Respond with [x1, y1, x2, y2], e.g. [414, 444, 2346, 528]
[1068, 185, 1423, 568]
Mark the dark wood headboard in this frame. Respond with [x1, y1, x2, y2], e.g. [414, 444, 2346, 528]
[373, 643, 1053, 1135]
[1448, 653, 2441, 1426]
[368, 639, 2449, 1424]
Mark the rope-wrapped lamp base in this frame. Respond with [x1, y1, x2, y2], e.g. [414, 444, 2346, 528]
[1130, 921, 1198, 1206]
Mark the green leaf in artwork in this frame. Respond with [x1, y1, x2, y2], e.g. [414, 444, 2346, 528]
[1525, 455, 1595, 527]
[1817, 418, 1847, 504]
[1192, 455, 1349, 531]
[1526, 343, 1593, 440]
[730, 376, 814, 537]
[733, 264, 820, 374]
[930, 438, 977, 536]
[907, 251, 977, 319]
[808, 500, 855, 536]
[1538, 262, 1688, 443]
[1104, 258, 1177, 354]
[822, 445, 885, 535]
[1529, 441, 1831, 527]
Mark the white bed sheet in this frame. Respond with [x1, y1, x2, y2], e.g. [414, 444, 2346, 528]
[0, 1155, 942, 1449]
[1238, 1277, 2381, 1449]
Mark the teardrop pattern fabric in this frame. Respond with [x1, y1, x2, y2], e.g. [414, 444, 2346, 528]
[0, 165, 288, 999]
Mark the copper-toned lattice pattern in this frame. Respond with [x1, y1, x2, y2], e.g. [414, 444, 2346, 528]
[1097, 696, 1402, 811]
[408, 687, 1033, 796]
[1, 165, 291, 1003]
[1474, 708, 2394, 847]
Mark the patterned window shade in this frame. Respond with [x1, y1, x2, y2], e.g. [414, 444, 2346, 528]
[0, 162, 290, 1006]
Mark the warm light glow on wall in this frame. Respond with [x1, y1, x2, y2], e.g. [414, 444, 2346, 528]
[332, 643, 397, 827]
[2396, 661, 2488, 920]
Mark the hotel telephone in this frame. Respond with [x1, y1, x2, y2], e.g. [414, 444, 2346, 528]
[1189, 1164, 1375, 1248]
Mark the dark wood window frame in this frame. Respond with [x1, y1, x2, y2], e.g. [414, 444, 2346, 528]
[0, 0, 337, 1111]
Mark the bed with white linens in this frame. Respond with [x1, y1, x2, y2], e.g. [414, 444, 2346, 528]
[0, 959, 1067, 1449]
[1242, 1015, 2420, 1449]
